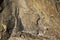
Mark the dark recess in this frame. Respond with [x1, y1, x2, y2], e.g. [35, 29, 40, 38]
[0, 0, 4, 12]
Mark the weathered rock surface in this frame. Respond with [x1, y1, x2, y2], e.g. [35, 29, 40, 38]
[0, 0, 60, 40]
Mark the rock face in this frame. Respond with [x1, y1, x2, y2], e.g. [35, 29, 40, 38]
[0, 0, 60, 40]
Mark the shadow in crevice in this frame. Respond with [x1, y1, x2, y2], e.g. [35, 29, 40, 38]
[0, 0, 4, 13]
[0, 0, 4, 4]
[15, 6, 24, 32]
[1, 17, 15, 40]
[17, 18, 24, 32]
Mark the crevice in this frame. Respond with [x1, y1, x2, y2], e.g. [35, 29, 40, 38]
[36, 15, 40, 35]
[15, 6, 24, 32]
[1, 0, 14, 40]
[0, 0, 4, 12]
[0, 0, 4, 4]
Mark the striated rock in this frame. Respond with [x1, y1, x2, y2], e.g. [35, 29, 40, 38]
[0, 0, 60, 40]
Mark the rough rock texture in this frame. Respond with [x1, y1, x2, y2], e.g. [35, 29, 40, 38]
[0, 0, 60, 40]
